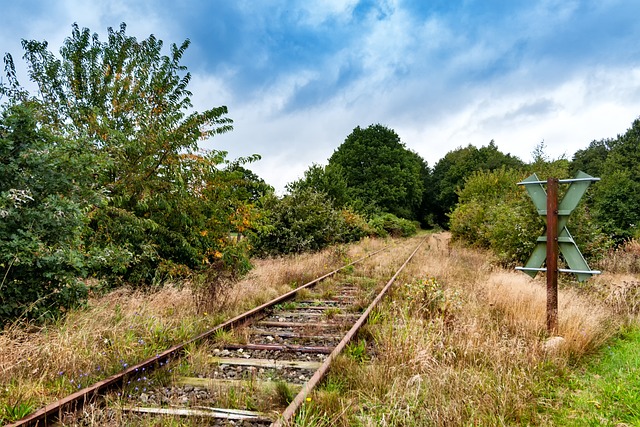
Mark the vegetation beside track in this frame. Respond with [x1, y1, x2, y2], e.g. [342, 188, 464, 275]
[1, 233, 639, 425]
[549, 326, 640, 426]
[293, 233, 639, 426]
[0, 237, 389, 424]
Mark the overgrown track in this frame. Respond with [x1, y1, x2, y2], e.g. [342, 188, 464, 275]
[8, 237, 427, 426]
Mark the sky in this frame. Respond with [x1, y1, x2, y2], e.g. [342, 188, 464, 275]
[1, 0, 640, 191]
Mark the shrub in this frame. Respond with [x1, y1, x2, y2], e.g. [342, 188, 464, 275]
[0, 104, 100, 324]
[450, 166, 611, 267]
[251, 189, 370, 256]
[368, 213, 418, 238]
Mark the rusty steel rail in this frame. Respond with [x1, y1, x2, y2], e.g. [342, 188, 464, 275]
[272, 235, 428, 427]
[7, 246, 388, 427]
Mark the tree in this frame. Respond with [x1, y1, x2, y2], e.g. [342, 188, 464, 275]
[570, 139, 613, 178]
[286, 163, 351, 208]
[2, 23, 255, 287]
[328, 124, 428, 220]
[0, 104, 102, 323]
[6, 23, 233, 206]
[250, 188, 369, 256]
[592, 118, 640, 241]
[431, 141, 523, 226]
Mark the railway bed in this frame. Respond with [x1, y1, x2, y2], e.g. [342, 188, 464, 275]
[8, 237, 426, 427]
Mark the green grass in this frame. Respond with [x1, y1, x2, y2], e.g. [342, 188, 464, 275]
[551, 326, 640, 426]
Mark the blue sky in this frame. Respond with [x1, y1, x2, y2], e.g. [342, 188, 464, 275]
[2, 0, 640, 191]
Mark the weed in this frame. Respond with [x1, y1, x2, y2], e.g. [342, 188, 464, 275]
[1, 394, 34, 423]
[275, 301, 299, 310]
[323, 307, 342, 319]
[275, 381, 295, 406]
[345, 339, 368, 363]
[293, 401, 332, 427]
[295, 288, 313, 301]
[321, 376, 346, 394]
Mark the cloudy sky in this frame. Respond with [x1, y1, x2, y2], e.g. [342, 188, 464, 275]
[2, 0, 639, 191]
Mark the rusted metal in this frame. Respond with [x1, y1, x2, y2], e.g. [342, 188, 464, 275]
[271, 236, 428, 427]
[7, 247, 388, 427]
[546, 178, 559, 334]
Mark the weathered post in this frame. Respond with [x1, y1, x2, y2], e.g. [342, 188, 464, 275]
[546, 178, 559, 333]
[516, 171, 601, 335]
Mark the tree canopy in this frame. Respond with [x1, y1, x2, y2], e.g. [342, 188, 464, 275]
[431, 141, 524, 226]
[0, 23, 261, 324]
[328, 124, 428, 221]
[591, 118, 640, 241]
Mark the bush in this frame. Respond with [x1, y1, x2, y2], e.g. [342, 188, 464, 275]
[368, 213, 418, 238]
[251, 189, 370, 256]
[0, 105, 99, 324]
[450, 166, 611, 267]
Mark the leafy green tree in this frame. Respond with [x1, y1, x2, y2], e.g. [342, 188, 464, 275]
[286, 163, 351, 208]
[592, 118, 640, 241]
[8, 23, 232, 204]
[431, 141, 523, 226]
[570, 139, 613, 178]
[0, 104, 102, 323]
[2, 23, 256, 287]
[328, 124, 428, 220]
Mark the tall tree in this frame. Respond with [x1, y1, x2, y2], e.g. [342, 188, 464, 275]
[0, 104, 101, 323]
[6, 23, 233, 206]
[286, 163, 350, 208]
[328, 124, 428, 220]
[2, 23, 255, 286]
[570, 139, 614, 177]
[592, 118, 640, 241]
[431, 141, 523, 226]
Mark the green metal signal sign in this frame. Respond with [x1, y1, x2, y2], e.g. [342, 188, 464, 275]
[517, 171, 601, 282]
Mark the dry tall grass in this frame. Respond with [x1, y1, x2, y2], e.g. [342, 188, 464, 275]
[595, 238, 640, 274]
[3, 232, 635, 426]
[307, 233, 630, 426]
[0, 237, 389, 415]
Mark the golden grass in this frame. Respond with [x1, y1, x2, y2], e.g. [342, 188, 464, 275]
[595, 238, 640, 274]
[308, 232, 633, 426]
[3, 231, 636, 426]
[0, 236, 391, 416]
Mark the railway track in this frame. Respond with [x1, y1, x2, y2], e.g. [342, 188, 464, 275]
[8, 236, 426, 426]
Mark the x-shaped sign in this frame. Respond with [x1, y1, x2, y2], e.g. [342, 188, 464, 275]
[520, 171, 596, 282]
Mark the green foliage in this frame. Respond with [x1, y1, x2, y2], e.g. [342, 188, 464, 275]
[251, 188, 369, 256]
[0, 24, 262, 324]
[399, 277, 460, 320]
[345, 339, 368, 363]
[431, 141, 524, 226]
[450, 164, 610, 266]
[550, 327, 640, 425]
[1, 395, 34, 423]
[0, 104, 100, 324]
[328, 124, 428, 220]
[591, 118, 640, 242]
[570, 138, 614, 178]
[368, 213, 418, 238]
[287, 163, 351, 208]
